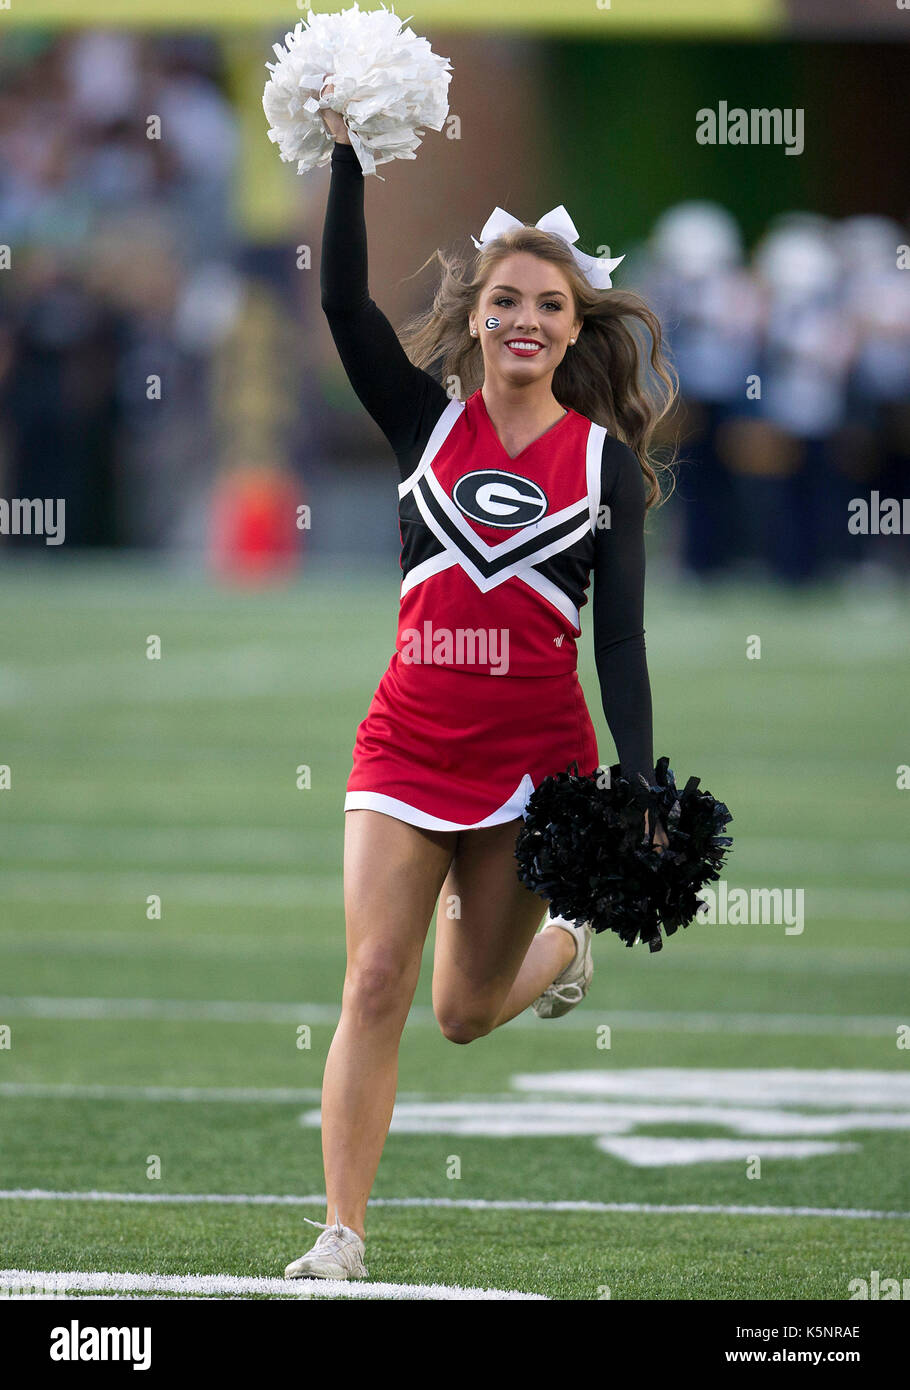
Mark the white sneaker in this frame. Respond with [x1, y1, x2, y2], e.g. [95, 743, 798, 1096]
[284, 1210, 369, 1280]
[531, 916, 593, 1019]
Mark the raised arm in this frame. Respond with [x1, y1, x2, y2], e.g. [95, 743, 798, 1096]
[591, 436, 655, 788]
[320, 138, 442, 458]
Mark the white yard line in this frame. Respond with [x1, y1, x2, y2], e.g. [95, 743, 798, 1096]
[1, 823, 906, 874]
[0, 872, 908, 918]
[0, 823, 338, 865]
[0, 872, 340, 907]
[0, 1190, 907, 1220]
[0, 997, 346, 1025]
[0, 1268, 546, 1300]
[0, 995, 901, 1035]
[0, 1082, 326, 1102]
[0, 1081, 517, 1105]
[3, 931, 909, 975]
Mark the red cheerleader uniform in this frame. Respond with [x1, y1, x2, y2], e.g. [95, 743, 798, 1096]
[322, 142, 655, 831]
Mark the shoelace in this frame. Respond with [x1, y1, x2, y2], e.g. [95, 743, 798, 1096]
[545, 979, 585, 1004]
[303, 1206, 358, 1257]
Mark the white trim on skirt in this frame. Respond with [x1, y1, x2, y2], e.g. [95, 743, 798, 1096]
[343, 773, 536, 831]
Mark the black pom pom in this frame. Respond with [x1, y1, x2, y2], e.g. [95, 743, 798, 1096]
[514, 756, 733, 953]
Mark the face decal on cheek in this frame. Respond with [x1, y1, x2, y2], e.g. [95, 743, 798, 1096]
[484, 317, 500, 330]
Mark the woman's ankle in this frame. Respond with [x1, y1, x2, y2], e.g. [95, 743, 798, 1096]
[325, 1208, 366, 1242]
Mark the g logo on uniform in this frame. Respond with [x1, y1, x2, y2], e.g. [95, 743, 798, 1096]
[452, 470, 549, 528]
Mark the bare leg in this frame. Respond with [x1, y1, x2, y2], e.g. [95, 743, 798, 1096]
[488, 920, 576, 1028]
[432, 817, 575, 1044]
[320, 809, 456, 1239]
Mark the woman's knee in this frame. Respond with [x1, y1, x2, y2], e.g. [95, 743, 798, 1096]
[434, 1004, 496, 1045]
[342, 952, 417, 1028]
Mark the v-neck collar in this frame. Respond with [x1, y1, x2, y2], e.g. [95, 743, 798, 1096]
[475, 388, 572, 462]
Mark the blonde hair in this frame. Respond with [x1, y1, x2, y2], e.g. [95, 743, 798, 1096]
[397, 224, 679, 509]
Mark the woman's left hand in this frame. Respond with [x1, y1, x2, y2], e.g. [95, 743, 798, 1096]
[644, 809, 670, 854]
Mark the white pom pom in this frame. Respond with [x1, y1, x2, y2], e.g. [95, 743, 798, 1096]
[262, 2, 452, 180]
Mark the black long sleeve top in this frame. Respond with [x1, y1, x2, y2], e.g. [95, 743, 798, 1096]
[320, 140, 655, 786]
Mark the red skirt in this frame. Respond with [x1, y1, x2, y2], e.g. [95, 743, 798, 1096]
[344, 652, 600, 831]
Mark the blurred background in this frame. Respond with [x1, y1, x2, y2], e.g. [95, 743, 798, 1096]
[1, 1, 909, 1300]
[1, 5, 908, 581]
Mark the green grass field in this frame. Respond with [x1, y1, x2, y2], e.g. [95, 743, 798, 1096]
[0, 556, 908, 1301]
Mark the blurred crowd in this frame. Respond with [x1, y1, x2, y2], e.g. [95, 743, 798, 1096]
[638, 205, 910, 581]
[0, 32, 908, 580]
[0, 32, 311, 552]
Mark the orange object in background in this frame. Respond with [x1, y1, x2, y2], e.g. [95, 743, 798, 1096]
[209, 465, 305, 584]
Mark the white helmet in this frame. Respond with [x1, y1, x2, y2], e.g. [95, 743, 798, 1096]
[649, 200, 743, 278]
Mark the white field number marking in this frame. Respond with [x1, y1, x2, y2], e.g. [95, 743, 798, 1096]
[296, 1069, 910, 1167]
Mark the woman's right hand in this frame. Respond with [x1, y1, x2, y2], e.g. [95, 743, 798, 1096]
[320, 80, 352, 145]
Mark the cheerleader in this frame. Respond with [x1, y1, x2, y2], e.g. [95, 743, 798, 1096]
[285, 96, 675, 1281]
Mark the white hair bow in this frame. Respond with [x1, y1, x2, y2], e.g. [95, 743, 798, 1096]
[470, 205, 625, 289]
